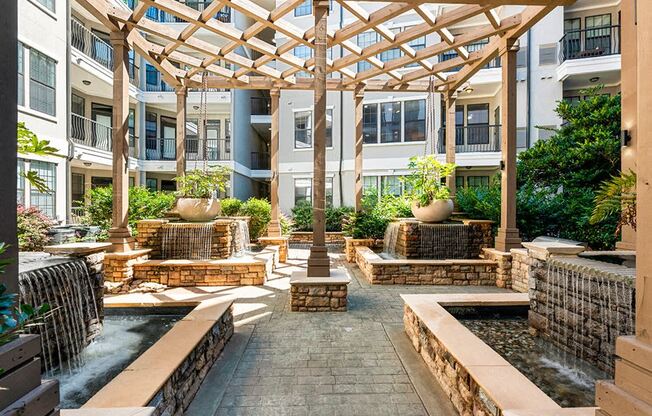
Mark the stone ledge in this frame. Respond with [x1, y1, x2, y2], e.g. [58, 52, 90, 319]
[104, 249, 152, 260]
[522, 241, 585, 260]
[62, 408, 156, 416]
[290, 270, 352, 285]
[44, 242, 112, 256]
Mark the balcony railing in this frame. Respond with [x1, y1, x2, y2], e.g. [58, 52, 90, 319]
[71, 114, 137, 155]
[251, 97, 271, 115]
[144, 81, 175, 92]
[123, 0, 232, 23]
[251, 152, 270, 170]
[71, 19, 139, 87]
[145, 137, 231, 161]
[559, 25, 620, 62]
[437, 125, 501, 153]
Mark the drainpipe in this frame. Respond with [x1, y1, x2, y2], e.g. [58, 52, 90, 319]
[526, 29, 532, 149]
[337, 3, 344, 207]
[65, 0, 74, 224]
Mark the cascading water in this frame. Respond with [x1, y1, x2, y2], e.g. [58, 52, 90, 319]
[162, 222, 214, 260]
[418, 223, 470, 259]
[383, 222, 400, 257]
[543, 258, 635, 371]
[230, 219, 251, 257]
[18, 254, 101, 372]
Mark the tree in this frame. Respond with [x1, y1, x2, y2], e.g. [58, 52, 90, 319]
[17, 122, 59, 193]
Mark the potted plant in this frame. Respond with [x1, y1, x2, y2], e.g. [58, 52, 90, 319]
[401, 155, 456, 223]
[174, 167, 231, 222]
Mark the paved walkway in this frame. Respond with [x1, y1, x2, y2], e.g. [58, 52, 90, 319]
[176, 246, 509, 416]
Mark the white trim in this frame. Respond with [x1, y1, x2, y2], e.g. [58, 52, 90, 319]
[18, 106, 59, 124]
[26, 0, 58, 20]
[556, 54, 621, 82]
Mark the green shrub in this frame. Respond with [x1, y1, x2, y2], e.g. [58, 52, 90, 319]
[81, 186, 175, 239]
[326, 206, 354, 232]
[240, 198, 271, 240]
[377, 194, 412, 219]
[342, 211, 388, 240]
[174, 167, 230, 198]
[279, 212, 293, 236]
[291, 201, 313, 231]
[17, 205, 55, 251]
[221, 198, 242, 217]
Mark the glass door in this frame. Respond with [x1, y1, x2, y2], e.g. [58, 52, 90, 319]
[564, 18, 581, 59]
[585, 14, 612, 56]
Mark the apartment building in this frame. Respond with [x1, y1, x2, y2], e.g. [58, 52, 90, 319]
[16, 0, 622, 222]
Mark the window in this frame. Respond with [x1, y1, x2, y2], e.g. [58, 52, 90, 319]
[71, 173, 85, 206]
[326, 177, 334, 206]
[565, 96, 581, 106]
[516, 46, 528, 68]
[380, 28, 402, 63]
[466, 103, 489, 144]
[363, 103, 378, 144]
[585, 14, 612, 55]
[363, 176, 379, 195]
[91, 177, 112, 188]
[294, 111, 312, 148]
[17, 160, 25, 205]
[35, 0, 55, 12]
[29, 48, 56, 116]
[295, 178, 312, 205]
[129, 108, 136, 139]
[467, 176, 489, 188]
[71, 93, 85, 116]
[380, 102, 401, 143]
[294, 0, 311, 17]
[161, 180, 176, 192]
[30, 161, 56, 218]
[564, 18, 581, 59]
[357, 32, 377, 72]
[381, 176, 401, 196]
[404, 100, 425, 142]
[406, 29, 426, 68]
[455, 176, 465, 189]
[294, 109, 332, 149]
[294, 45, 312, 78]
[146, 178, 158, 191]
[18, 43, 24, 106]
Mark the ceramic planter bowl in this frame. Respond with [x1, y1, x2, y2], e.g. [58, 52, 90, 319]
[411, 199, 454, 223]
[176, 198, 221, 222]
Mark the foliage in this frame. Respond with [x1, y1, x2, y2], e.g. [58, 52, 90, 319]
[401, 155, 456, 207]
[221, 198, 243, 217]
[174, 167, 231, 199]
[240, 198, 271, 240]
[342, 210, 389, 240]
[291, 201, 314, 232]
[279, 212, 293, 236]
[326, 206, 354, 232]
[17, 122, 59, 193]
[81, 186, 175, 239]
[591, 171, 636, 234]
[17, 205, 54, 251]
[455, 179, 501, 224]
[0, 244, 52, 349]
[376, 194, 412, 219]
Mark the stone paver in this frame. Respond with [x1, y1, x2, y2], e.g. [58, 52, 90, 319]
[177, 246, 509, 416]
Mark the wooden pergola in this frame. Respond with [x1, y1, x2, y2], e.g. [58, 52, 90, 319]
[78, 0, 570, 275]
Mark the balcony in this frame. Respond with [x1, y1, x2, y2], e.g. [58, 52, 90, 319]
[251, 97, 271, 115]
[437, 125, 501, 153]
[251, 152, 270, 170]
[123, 0, 231, 23]
[559, 25, 620, 62]
[71, 114, 137, 156]
[71, 19, 139, 87]
[145, 138, 231, 161]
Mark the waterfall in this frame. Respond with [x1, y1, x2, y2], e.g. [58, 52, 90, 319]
[418, 223, 470, 259]
[383, 222, 400, 257]
[162, 222, 214, 260]
[230, 220, 250, 257]
[544, 259, 635, 368]
[18, 256, 100, 372]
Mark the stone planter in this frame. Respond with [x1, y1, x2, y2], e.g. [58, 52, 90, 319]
[0, 334, 59, 414]
[410, 199, 454, 223]
[176, 198, 221, 222]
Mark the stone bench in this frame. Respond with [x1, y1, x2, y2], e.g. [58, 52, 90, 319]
[289, 270, 351, 312]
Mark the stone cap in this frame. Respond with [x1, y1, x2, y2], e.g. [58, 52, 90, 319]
[290, 269, 351, 285]
[258, 236, 289, 242]
[522, 241, 585, 260]
[104, 249, 151, 260]
[503, 409, 597, 416]
[44, 242, 112, 256]
[62, 408, 155, 416]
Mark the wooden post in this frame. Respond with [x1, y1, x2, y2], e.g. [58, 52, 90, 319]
[595, 3, 652, 414]
[107, 30, 135, 252]
[354, 86, 364, 212]
[445, 93, 457, 196]
[307, 0, 330, 277]
[267, 88, 282, 237]
[175, 86, 187, 178]
[494, 38, 521, 253]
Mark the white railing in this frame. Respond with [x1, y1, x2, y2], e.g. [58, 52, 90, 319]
[71, 113, 137, 156]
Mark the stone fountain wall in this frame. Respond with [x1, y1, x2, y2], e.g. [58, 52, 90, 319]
[136, 219, 239, 259]
[527, 255, 636, 374]
[391, 220, 493, 259]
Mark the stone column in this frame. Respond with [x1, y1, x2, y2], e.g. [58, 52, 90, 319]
[107, 30, 135, 252]
[354, 86, 364, 212]
[306, 0, 330, 277]
[267, 88, 282, 237]
[595, 3, 652, 415]
[494, 39, 521, 253]
[175, 87, 187, 178]
[444, 93, 457, 196]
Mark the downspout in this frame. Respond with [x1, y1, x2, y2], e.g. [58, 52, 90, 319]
[526, 29, 532, 149]
[65, 0, 74, 224]
[337, 3, 344, 207]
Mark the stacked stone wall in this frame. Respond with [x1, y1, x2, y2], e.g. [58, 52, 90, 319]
[290, 284, 348, 311]
[289, 232, 346, 244]
[344, 237, 380, 262]
[482, 248, 512, 289]
[133, 261, 266, 286]
[393, 220, 493, 259]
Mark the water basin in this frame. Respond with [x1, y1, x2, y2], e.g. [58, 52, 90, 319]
[450, 306, 609, 408]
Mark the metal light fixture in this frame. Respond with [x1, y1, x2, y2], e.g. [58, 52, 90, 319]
[622, 129, 632, 147]
[193, 105, 200, 110]
[589, 76, 600, 83]
[82, 80, 91, 86]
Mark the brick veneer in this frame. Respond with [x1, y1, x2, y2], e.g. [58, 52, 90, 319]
[134, 260, 266, 286]
[289, 231, 346, 244]
[289, 271, 351, 312]
[355, 246, 497, 285]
